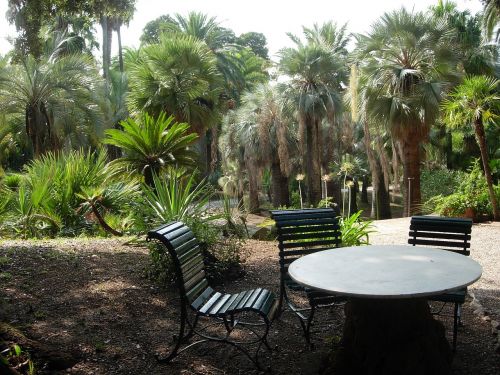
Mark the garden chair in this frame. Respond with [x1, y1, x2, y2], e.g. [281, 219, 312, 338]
[408, 215, 473, 351]
[147, 222, 278, 369]
[270, 208, 345, 346]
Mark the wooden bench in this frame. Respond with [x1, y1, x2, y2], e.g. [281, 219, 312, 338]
[147, 221, 277, 368]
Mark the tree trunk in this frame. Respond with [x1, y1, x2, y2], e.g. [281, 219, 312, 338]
[271, 161, 290, 207]
[117, 23, 124, 73]
[101, 16, 112, 81]
[391, 139, 401, 200]
[474, 119, 500, 220]
[401, 133, 422, 217]
[363, 121, 391, 219]
[305, 116, 322, 206]
[246, 156, 260, 213]
[361, 175, 369, 204]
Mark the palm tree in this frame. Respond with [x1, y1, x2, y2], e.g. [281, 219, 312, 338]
[442, 75, 500, 220]
[237, 84, 297, 207]
[279, 23, 348, 205]
[127, 35, 222, 135]
[482, 0, 500, 42]
[0, 38, 101, 158]
[354, 8, 458, 216]
[103, 112, 198, 187]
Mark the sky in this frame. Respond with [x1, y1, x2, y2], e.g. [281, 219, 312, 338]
[0, 0, 484, 59]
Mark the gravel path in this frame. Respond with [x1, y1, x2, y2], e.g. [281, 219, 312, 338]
[370, 218, 500, 322]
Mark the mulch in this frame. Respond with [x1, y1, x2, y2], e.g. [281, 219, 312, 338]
[0, 238, 499, 374]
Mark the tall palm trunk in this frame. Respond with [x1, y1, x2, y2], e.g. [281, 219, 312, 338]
[363, 121, 391, 219]
[117, 23, 124, 73]
[401, 133, 422, 217]
[26, 102, 53, 158]
[271, 161, 290, 207]
[101, 16, 113, 81]
[305, 116, 322, 205]
[474, 118, 499, 220]
[246, 156, 259, 213]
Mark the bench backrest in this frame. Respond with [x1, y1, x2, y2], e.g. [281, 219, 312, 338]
[271, 208, 341, 278]
[408, 216, 472, 256]
[147, 222, 213, 309]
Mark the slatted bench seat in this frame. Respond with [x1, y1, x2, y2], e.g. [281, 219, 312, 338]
[147, 221, 277, 368]
[271, 208, 345, 346]
[408, 215, 473, 351]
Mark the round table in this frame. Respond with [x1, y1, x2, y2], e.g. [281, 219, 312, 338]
[288, 245, 482, 375]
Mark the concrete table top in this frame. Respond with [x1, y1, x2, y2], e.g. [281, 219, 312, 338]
[288, 245, 482, 299]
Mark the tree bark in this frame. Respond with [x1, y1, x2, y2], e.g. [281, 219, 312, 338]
[305, 116, 322, 206]
[363, 121, 391, 219]
[474, 119, 500, 220]
[117, 23, 124, 73]
[246, 156, 260, 213]
[401, 133, 422, 217]
[271, 161, 290, 207]
[361, 175, 369, 203]
[101, 16, 112, 81]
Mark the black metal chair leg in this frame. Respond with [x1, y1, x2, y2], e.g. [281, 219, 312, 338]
[452, 302, 459, 352]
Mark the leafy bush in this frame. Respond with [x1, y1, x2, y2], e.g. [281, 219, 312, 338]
[0, 149, 140, 237]
[432, 160, 500, 218]
[143, 171, 245, 285]
[2, 173, 23, 189]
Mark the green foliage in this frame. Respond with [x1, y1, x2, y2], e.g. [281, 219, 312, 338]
[433, 160, 500, 217]
[142, 171, 217, 225]
[104, 112, 199, 186]
[339, 211, 375, 246]
[0, 149, 139, 237]
[420, 168, 466, 213]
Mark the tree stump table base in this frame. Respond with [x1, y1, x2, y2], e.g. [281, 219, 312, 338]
[330, 298, 452, 375]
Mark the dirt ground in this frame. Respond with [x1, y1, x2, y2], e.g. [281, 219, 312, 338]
[0, 232, 499, 374]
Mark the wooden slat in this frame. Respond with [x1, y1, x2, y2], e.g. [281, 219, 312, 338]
[164, 225, 191, 241]
[156, 222, 184, 236]
[408, 238, 470, 248]
[170, 231, 196, 249]
[243, 288, 263, 309]
[226, 291, 250, 312]
[216, 294, 240, 315]
[176, 238, 199, 256]
[184, 270, 206, 295]
[209, 294, 232, 315]
[408, 231, 471, 241]
[191, 287, 214, 310]
[276, 218, 339, 228]
[186, 279, 209, 302]
[235, 289, 256, 310]
[277, 224, 340, 235]
[280, 231, 340, 241]
[281, 239, 341, 249]
[273, 211, 337, 222]
[199, 292, 222, 314]
[178, 245, 201, 265]
[252, 290, 270, 310]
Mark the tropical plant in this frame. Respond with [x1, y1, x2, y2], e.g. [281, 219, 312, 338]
[104, 112, 198, 186]
[279, 22, 348, 205]
[354, 8, 458, 216]
[127, 34, 222, 135]
[0, 36, 102, 157]
[442, 75, 500, 219]
[142, 171, 217, 224]
[236, 84, 297, 208]
[339, 210, 375, 246]
[432, 160, 500, 218]
[482, 0, 500, 42]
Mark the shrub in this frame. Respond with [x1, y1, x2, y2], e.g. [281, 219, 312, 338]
[143, 171, 246, 285]
[421, 168, 466, 214]
[433, 160, 500, 218]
